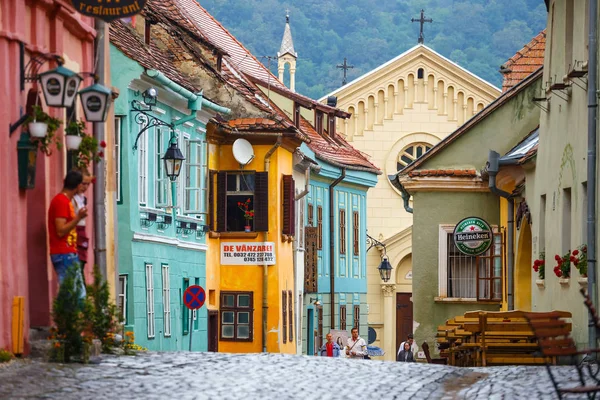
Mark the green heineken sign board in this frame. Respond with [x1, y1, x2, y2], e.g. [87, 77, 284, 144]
[452, 216, 493, 256]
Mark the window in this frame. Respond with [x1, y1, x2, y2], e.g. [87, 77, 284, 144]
[340, 305, 347, 330]
[353, 211, 360, 256]
[213, 171, 269, 232]
[145, 263, 155, 338]
[288, 290, 293, 342]
[315, 111, 324, 134]
[563, 188, 572, 253]
[565, 0, 574, 70]
[417, 68, 424, 79]
[161, 265, 171, 337]
[220, 292, 253, 341]
[293, 103, 301, 128]
[282, 291, 287, 344]
[175, 133, 188, 214]
[304, 226, 318, 293]
[118, 274, 127, 324]
[184, 140, 205, 214]
[282, 175, 295, 235]
[353, 305, 360, 330]
[296, 197, 305, 250]
[156, 128, 169, 207]
[397, 143, 431, 171]
[182, 278, 190, 334]
[115, 116, 122, 202]
[138, 124, 148, 206]
[308, 203, 314, 226]
[316, 307, 323, 350]
[317, 206, 323, 250]
[438, 225, 504, 301]
[582, 184, 588, 242]
[540, 195, 546, 253]
[339, 209, 346, 254]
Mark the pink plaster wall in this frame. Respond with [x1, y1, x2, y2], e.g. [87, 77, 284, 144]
[0, 0, 96, 353]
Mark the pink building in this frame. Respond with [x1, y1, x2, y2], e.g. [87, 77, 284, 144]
[0, 0, 97, 354]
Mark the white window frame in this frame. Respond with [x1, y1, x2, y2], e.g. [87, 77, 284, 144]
[115, 116, 122, 202]
[118, 274, 127, 324]
[145, 263, 155, 338]
[183, 139, 205, 215]
[156, 127, 169, 208]
[138, 123, 149, 206]
[296, 196, 305, 250]
[438, 224, 500, 300]
[161, 265, 171, 337]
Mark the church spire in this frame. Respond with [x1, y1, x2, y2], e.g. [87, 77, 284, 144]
[278, 11, 298, 92]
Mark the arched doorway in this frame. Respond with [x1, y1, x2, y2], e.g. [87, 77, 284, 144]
[515, 216, 532, 310]
[395, 254, 412, 355]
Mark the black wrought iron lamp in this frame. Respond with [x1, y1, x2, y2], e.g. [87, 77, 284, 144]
[162, 138, 185, 181]
[367, 233, 393, 283]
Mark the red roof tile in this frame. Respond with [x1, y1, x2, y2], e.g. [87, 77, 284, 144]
[501, 30, 546, 92]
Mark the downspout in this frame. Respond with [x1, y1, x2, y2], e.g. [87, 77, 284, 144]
[587, 0, 598, 351]
[263, 136, 282, 353]
[94, 21, 108, 279]
[399, 183, 414, 214]
[329, 168, 346, 330]
[488, 150, 515, 311]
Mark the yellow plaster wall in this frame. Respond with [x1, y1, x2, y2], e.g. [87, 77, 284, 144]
[207, 141, 296, 354]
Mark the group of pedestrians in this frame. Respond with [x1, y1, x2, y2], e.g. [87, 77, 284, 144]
[318, 328, 368, 359]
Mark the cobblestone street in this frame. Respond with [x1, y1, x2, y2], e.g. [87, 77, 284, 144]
[0, 352, 587, 399]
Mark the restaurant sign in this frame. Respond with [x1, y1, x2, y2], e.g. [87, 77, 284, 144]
[221, 242, 276, 265]
[452, 216, 493, 256]
[71, 0, 147, 22]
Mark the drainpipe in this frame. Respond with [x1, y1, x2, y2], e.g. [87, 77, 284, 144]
[263, 136, 282, 353]
[587, 0, 598, 351]
[399, 183, 414, 214]
[488, 150, 515, 310]
[329, 168, 346, 330]
[94, 20, 108, 279]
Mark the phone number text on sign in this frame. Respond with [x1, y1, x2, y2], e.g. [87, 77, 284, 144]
[221, 242, 276, 265]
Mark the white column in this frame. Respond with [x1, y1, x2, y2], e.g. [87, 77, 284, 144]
[404, 88, 409, 108]
[453, 99, 458, 120]
[433, 88, 438, 109]
[462, 105, 467, 122]
[413, 82, 418, 103]
[364, 109, 369, 131]
[394, 91, 399, 113]
[278, 68, 284, 83]
[423, 81, 428, 104]
[443, 92, 448, 115]
[290, 68, 296, 92]
[374, 103, 379, 124]
[384, 97, 388, 118]
[382, 284, 396, 361]
[354, 114, 358, 137]
[344, 119, 349, 139]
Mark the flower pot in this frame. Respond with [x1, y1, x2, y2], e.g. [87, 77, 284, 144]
[65, 135, 83, 150]
[535, 279, 545, 289]
[28, 122, 48, 138]
[244, 225, 251, 233]
[558, 277, 570, 286]
[578, 277, 588, 287]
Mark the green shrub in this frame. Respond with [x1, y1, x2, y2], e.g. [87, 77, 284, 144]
[0, 349, 13, 363]
[87, 265, 121, 353]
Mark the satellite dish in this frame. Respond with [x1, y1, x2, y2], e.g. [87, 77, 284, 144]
[232, 138, 255, 165]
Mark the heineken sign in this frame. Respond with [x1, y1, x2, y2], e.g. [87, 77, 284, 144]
[71, 0, 146, 22]
[452, 217, 493, 256]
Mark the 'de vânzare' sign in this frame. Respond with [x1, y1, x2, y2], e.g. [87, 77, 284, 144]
[221, 242, 276, 265]
[71, 0, 147, 22]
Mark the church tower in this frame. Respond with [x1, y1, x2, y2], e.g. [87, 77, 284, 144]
[277, 12, 297, 92]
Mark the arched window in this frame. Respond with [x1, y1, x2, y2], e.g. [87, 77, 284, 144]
[417, 68, 424, 79]
[397, 142, 432, 171]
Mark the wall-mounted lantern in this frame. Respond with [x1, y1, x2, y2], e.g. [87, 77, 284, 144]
[79, 83, 112, 122]
[17, 132, 38, 190]
[367, 233, 393, 283]
[163, 139, 185, 181]
[38, 65, 83, 108]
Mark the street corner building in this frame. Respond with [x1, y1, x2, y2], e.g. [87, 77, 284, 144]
[0, 0, 119, 355]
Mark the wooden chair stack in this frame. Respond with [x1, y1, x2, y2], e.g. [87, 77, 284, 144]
[435, 310, 572, 367]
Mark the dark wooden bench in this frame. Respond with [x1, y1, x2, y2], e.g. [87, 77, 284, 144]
[422, 342, 447, 365]
[526, 305, 600, 399]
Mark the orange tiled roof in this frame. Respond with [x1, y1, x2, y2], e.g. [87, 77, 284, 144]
[407, 169, 478, 178]
[501, 30, 546, 92]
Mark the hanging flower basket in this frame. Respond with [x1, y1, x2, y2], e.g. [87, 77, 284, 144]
[65, 135, 83, 150]
[65, 120, 86, 150]
[25, 105, 63, 155]
[28, 122, 48, 138]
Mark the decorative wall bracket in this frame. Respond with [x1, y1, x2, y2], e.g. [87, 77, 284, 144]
[140, 211, 157, 228]
[131, 99, 173, 150]
[157, 215, 173, 230]
[367, 233, 386, 253]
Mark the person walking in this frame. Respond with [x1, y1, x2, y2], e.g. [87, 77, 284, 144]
[397, 342, 415, 362]
[48, 170, 88, 297]
[398, 333, 418, 360]
[346, 328, 367, 359]
[319, 333, 341, 357]
[72, 168, 92, 277]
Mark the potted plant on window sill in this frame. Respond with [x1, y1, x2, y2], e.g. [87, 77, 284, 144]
[553, 251, 571, 285]
[571, 245, 588, 286]
[238, 198, 254, 233]
[25, 105, 63, 155]
[532, 252, 545, 288]
[65, 120, 86, 150]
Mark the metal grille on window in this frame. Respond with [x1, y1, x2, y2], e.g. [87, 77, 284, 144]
[317, 206, 323, 250]
[397, 143, 432, 171]
[162, 265, 171, 337]
[339, 209, 346, 254]
[145, 264, 155, 338]
[353, 305, 360, 331]
[353, 211, 360, 255]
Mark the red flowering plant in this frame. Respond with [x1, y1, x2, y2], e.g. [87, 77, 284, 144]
[532, 252, 545, 279]
[553, 251, 572, 278]
[238, 198, 254, 222]
[571, 245, 588, 277]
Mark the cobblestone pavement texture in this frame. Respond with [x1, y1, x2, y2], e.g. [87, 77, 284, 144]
[0, 352, 590, 399]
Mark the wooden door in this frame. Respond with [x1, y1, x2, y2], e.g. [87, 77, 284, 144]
[307, 309, 314, 355]
[395, 293, 413, 355]
[208, 310, 218, 352]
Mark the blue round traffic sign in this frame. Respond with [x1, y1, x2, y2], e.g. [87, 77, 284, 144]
[183, 285, 206, 310]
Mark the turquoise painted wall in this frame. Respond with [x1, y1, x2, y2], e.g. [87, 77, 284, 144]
[111, 45, 210, 351]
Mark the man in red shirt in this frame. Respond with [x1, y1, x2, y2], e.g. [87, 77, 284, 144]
[48, 170, 88, 296]
[319, 333, 341, 357]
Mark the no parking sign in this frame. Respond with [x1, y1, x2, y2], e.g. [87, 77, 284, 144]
[183, 285, 205, 351]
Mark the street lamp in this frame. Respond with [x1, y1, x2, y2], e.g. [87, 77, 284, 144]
[162, 137, 185, 181]
[38, 65, 83, 108]
[79, 82, 112, 122]
[377, 256, 393, 283]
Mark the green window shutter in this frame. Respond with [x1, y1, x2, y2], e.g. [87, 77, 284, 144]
[182, 278, 190, 334]
[254, 172, 269, 232]
[216, 171, 227, 232]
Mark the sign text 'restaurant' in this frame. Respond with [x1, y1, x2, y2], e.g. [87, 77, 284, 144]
[71, 0, 147, 22]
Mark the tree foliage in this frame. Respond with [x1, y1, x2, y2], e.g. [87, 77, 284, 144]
[200, 0, 546, 98]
